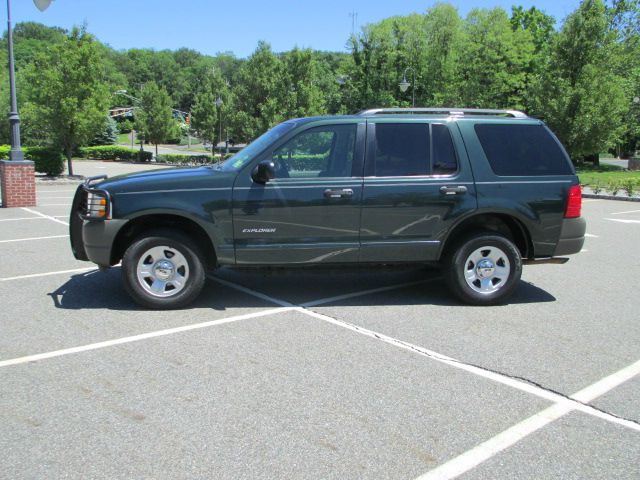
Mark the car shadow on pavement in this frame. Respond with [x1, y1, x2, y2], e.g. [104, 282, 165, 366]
[48, 266, 556, 311]
[48, 268, 264, 311]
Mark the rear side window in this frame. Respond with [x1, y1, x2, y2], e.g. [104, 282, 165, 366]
[374, 123, 429, 176]
[370, 123, 458, 177]
[475, 124, 572, 176]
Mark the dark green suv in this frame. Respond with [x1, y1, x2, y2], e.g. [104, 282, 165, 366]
[70, 108, 586, 308]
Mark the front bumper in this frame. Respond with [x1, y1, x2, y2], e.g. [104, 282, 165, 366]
[553, 217, 586, 256]
[82, 218, 129, 266]
[69, 181, 127, 266]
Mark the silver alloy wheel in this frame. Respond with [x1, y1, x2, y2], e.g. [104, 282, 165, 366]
[463, 246, 511, 295]
[136, 245, 189, 298]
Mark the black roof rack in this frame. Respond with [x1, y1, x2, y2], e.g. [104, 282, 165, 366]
[357, 108, 528, 119]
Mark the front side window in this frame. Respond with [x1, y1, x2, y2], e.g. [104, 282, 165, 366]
[271, 124, 356, 179]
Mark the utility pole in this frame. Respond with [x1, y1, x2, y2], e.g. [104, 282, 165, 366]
[349, 11, 358, 35]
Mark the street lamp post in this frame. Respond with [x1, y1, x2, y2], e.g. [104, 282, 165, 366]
[398, 67, 416, 108]
[215, 96, 223, 156]
[1, 0, 51, 208]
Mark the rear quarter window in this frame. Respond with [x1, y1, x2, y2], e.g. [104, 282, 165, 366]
[474, 124, 573, 176]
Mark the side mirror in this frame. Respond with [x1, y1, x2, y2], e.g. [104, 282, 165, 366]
[251, 160, 275, 184]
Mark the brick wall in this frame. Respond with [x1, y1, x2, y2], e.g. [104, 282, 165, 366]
[0, 160, 36, 208]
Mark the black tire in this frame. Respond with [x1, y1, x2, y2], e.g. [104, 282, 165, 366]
[443, 231, 522, 306]
[122, 230, 206, 309]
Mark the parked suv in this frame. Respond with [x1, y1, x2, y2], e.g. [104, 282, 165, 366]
[70, 108, 586, 308]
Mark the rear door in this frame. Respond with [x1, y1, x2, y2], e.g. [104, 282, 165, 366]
[359, 119, 477, 262]
[232, 121, 365, 264]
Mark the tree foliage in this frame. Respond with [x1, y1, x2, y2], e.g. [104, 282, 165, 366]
[2, 1, 638, 164]
[20, 26, 111, 175]
[135, 81, 177, 158]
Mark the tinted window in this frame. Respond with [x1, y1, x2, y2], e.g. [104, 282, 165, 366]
[432, 124, 458, 175]
[374, 124, 429, 176]
[272, 124, 356, 178]
[475, 124, 572, 176]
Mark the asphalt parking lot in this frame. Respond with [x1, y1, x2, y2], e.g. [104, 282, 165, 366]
[1, 163, 639, 479]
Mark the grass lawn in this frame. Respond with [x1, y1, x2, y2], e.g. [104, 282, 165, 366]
[117, 132, 137, 145]
[576, 163, 640, 186]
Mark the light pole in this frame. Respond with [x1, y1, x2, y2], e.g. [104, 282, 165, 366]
[398, 67, 416, 108]
[215, 96, 223, 156]
[1, 0, 51, 208]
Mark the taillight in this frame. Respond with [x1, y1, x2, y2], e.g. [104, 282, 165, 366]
[565, 184, 582, 218]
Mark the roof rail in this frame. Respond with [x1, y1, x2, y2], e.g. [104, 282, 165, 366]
[356, 108, 528, 118]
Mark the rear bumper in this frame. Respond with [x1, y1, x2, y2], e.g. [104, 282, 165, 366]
[553, 217, 586, 256]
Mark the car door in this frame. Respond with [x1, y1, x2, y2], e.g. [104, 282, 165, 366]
[359, 119, 477, 262]
[232, 121, 365, 264]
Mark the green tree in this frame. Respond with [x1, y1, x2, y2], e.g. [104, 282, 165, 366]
[531, 0, 628, 163]
[21, 27, 111, 175]
[459, 8, 535, 109]
[135, 81, 177, 158]
[229, 41, 287, 142]
[191, 69, 232, 153]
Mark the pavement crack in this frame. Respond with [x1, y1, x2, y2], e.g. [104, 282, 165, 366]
[302, 306, 640, 428]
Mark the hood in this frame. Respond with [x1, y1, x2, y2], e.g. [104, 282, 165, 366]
[94, 166, 236, 194]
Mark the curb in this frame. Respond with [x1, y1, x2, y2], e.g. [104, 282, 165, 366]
[582, 193, 640, 202]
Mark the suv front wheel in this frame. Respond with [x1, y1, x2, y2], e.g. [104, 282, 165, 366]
[444, 232, 522, 305]
[122, 230, 206, 309]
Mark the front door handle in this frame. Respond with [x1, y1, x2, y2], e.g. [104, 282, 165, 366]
[324, 188, 354, 199]
[440, 186, 468, 195]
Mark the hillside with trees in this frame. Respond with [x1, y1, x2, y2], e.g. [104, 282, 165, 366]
[1, 0, 638, 166]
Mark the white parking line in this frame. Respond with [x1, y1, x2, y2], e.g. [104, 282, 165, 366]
[606, 218, 640, 224]
[0, 267, 96, 282]
[584, 233, 598, 238]
[415, 358, 640, 480]
[0, 307, 294, 368]
[38, 203, 72, 206]
[208, 277, 640, 432]
[21, 207, 69, 226]
[0, 217, 45, 222]
[0, 235, 69, 244]
[301, 279, 433, 307]
[611, 209, 640, 215]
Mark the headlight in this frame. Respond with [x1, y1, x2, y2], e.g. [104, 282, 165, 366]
[85, 190, 111, 220]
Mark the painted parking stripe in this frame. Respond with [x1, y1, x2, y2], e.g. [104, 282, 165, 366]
[210, 277, 640, 432]
[21, 207, 69, 226]
[38, 203, 72, 206]
[584, 233, 598, 238]
[298, 307, 640, 432]
[611, 209, 640, 215]
[0, 234, 69, 244]
[301, 279, 434, 307]
[606, 218, 640, 224]
[0, 267, 96, 282]
[0, 307, 294, 368]
[0, 217, 46, 222]
[415, 358, 640, 480]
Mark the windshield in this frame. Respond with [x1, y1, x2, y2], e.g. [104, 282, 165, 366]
[217, 121, 298, 171]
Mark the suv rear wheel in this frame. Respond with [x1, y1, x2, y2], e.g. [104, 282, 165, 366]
[444, 231, 522, 305]
[122, 230, 206, 309]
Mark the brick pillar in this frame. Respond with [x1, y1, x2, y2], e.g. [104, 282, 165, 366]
[0, 160, 36, 208]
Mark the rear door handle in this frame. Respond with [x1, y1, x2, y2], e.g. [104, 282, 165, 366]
[324, 188, 354, 199]
[440, 186, 468, 195]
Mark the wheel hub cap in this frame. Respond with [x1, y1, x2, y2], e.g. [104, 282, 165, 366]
[476, 259, 495, 278]
[153, 260, 175, 280]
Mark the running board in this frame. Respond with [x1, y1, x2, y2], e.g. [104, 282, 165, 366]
[523, 257, 569, 265]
